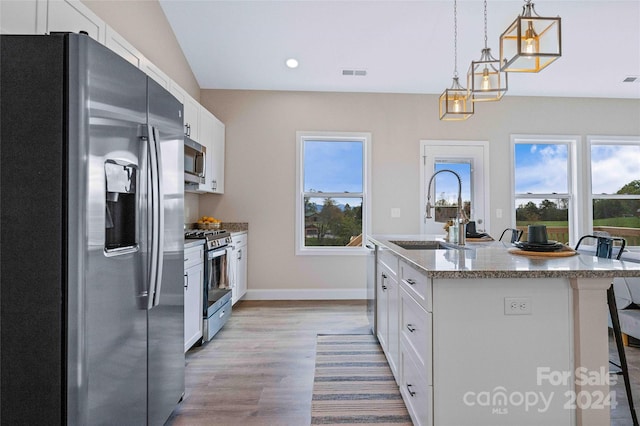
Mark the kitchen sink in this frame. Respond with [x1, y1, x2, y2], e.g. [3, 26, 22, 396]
[390, 240, 454, 250]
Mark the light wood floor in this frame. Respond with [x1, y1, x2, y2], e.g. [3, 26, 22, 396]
[166, 300, 640, 426]
[166, 300, 370, 426]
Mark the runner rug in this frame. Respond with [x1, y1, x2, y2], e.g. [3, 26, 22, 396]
[311, 334, 413, 425]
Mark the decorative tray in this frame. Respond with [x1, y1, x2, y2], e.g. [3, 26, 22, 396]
[508, 245, 578, 257]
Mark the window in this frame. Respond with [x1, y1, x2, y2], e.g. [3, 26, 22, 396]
[588, 136, 640, 249]
[296, 132, 370, 255]
[512, 136, 577, 244]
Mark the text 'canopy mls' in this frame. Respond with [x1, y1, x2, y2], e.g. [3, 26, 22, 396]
[304, 140, 363, 193]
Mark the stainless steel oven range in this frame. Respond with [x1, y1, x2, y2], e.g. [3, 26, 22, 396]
[185, 229, 233, 342]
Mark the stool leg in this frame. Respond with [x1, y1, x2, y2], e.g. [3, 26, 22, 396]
[608, 286, 639, 426]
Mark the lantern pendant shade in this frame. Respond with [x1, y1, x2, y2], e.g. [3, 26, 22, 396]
[439, 77, 473, 121]
[500, 2, 561, 73]
[467, 48, 508, 102]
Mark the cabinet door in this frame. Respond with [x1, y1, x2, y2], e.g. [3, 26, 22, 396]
[209, 113, 225, 193]
[184, 263, 203, 352]
[387, 274, 399, 379]
[46, 0, 106, 43]
[236, 242, 247, 301]
[105, 26, 143, 68]
[184, 96, 200, 141]
[141, 57, 170, 89]
[376, 263, 390, 351]
[1, 0, 45, 34]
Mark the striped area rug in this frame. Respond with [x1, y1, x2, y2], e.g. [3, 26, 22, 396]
[311, 334, 413, 425]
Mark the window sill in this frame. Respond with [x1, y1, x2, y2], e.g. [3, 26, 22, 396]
[296, 247, 368, 256]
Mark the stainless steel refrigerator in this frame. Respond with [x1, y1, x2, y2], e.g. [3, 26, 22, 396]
[1, 33, 184, 425]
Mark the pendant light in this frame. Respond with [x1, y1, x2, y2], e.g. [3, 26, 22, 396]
[499, 0, 561, 73]
[439, 0, 473, 121]
[467, 0, 507, 102]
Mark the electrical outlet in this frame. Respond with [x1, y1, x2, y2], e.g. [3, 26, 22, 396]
[504, 297, 532, 315]
[391, 208, 401, 218]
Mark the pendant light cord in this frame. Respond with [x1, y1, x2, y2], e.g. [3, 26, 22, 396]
[453, 0, 458, 78]
[483, 0, 488, 49]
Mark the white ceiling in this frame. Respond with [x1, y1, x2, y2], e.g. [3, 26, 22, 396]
[159, 0, 640, 99]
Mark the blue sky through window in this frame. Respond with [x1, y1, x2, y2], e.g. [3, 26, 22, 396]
[433, 162, 471, 203]
[515, 143, 568, 194]
[304, 140, 363, 193]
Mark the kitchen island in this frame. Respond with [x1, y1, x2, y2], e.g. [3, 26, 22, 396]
[368, 234, 640, 426]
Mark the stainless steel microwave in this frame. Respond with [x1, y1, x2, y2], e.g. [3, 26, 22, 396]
[184, 137, 206, 184]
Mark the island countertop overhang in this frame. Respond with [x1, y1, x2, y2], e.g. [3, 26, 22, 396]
[368, 234, 640, 279]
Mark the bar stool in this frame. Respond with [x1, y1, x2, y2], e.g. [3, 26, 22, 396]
[575, 234, 637, 425]
[498, 228, 523, 243]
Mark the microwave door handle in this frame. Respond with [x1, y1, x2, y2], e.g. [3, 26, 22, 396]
[198, 151, 206, 178]
[151, 126, 164, 307]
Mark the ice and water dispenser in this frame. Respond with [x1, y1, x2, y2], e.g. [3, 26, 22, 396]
[104, 160, 137, 253]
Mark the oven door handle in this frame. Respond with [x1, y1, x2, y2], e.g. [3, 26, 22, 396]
[208, 247, 227, 259]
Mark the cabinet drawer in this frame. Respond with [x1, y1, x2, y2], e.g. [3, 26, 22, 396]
[184, 245, 204, 269]
[378, 248, 398, 277]
[400, 288, 432, 381]
[400, 340, 433, 426]
[232, 232, 247, 247]
[400, 259, 431, 312]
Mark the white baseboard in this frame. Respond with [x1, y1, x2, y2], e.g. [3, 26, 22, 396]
[244, 288, 367, 300]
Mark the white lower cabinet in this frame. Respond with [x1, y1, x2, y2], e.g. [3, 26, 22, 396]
[400, 339, 433, 426]
[228, 232, 248, 304]
[376, 252, 399, 379]
[376, 248, 430, 424]
[184, 245, 204, 352]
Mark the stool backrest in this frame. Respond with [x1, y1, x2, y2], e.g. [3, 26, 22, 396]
[499, 228, 523, 243]
[574, 235, 626, 260]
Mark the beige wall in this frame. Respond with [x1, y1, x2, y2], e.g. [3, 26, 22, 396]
[82, 0, 200, 99]
[199, 90, 640, 296]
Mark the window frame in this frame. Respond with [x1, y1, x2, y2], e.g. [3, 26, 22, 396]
[587, 135, 640, 250]
[510, 135, 579, 244]
[295, 131, 371, 256]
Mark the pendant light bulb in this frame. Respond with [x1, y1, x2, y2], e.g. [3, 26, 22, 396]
[481, 67, 491, 91]
[524, 22, 537, 55]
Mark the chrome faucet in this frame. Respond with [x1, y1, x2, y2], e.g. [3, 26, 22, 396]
[425, 169, 468, 245]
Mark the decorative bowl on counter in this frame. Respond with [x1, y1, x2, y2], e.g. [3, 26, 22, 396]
[196, 216, 222, 230]
[197, 221, 221, 230]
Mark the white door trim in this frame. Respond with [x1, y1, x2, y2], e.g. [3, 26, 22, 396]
[420, 140, 491, 235]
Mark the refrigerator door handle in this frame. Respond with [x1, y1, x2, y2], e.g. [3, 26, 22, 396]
[151, 126, 165, 307]
[146, 124, 160, 310]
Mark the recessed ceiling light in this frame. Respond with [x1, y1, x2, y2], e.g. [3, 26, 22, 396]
[286, 58, 299, 69]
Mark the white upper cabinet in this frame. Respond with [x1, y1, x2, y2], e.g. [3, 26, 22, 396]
[141, 57, 171, 89]
[105, 26, 143, 69]
[199, 107, 225, 194]
[45, 0, 106, 43]
[209, 112, 225, 194]
[0, 0, 45, 34]
[169, 82, 200, 141]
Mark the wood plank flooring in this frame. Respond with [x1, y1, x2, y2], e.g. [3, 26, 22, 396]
[166, 300, 370, 426]
[166, 300, 640, 426]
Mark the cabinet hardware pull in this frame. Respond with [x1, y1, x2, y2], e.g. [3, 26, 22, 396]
[406, 324, 416, 333]
[381, 285, 387, 291]
[184, 273, 189, 289]
[406, 278, 416, 285]
[407, 384, 416, 397]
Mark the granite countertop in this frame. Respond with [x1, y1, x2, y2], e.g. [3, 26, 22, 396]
[221, 222, 248, 233]
[369, 234, 640, 279]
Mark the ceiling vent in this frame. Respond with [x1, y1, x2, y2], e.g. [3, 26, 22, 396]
[623, 76, 639, 83]
[342, 69, 367, 77]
